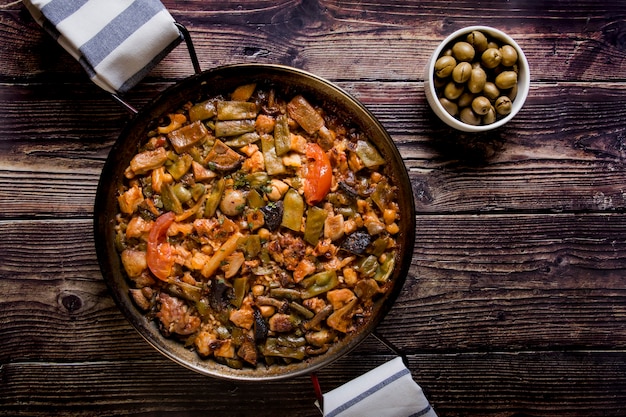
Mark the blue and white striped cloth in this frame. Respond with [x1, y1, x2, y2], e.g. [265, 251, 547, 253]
[23, 0, 182, 94]
[322, 357, 438, 417]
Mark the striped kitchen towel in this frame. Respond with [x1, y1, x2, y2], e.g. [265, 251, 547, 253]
[321, 357, 438, 417]
[23, 0, 183, 94]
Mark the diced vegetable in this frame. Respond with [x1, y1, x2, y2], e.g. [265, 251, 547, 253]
[303, 143, 332, 206]
[215, 119, 256, 137]
[301, 270, 339, 299]
[261, 337, 306, 360]
[204, 140, 244, 171]
[146, 212, 176, 281]
[260, 134, 286, 175]
[355, 255, 379, 278]
[287, 95, 324, 134]
[273, 114, 291, 156]
[200, 232, 244, 278]
[246, 189, 265, 209]
[354, 139, 385, 168]
[371, 180, 394, 213]
[224, 132, 260, 148]
[260, 201, 283, 231]
[161, 183, 183, 214]
[172, 183, 192, 204]
[239, 234, 261, 259]
[168, 121, 210, 153]
[204, 178, 225, 218]
[374, 255, 395, 282]
[341, 231, 372, 255]
[304, 206, 327, 246]
[281, 188, 304, 232]
[217, 101, 258, 121]
[166, 153, 193, 180]
[189, 100, 216, 122]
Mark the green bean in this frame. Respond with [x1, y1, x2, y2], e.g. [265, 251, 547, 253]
[304, 206, 327, 246]
[300, 270, 339, 299]
[354, 140, 385, 168]
[281, 188, 304, 232]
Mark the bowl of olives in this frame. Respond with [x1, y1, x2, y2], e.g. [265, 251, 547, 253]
[424, 26, 529, 132]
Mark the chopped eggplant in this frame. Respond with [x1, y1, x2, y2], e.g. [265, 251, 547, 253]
[341, 230, 372, 255]
[168, 121, 210, 153]
[204, 139, 244, 171]
[253, 308, 269, 342]
[260, 201, 283, 231]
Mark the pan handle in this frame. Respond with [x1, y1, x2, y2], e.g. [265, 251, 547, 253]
[112, 21, 202, 115]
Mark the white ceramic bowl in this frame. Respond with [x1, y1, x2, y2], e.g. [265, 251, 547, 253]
[424, 26, 530, 132]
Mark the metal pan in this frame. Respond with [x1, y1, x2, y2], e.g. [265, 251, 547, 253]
[93, 63, 415, 381]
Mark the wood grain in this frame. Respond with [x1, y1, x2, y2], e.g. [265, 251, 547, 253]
[1, 215, 624, 364]
[1, 82, 626, 217]
[1, 0, 626, 415]
[2, 352, 625, 416]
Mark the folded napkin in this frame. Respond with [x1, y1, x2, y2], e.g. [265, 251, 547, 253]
[321, 357, 437, 417]
[23, 0, 182, 94]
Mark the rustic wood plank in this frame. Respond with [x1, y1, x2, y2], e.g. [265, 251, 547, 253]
[1, 214, 624, 365]
[2, 1, 625, 415]
[2, 2, 626, 82]
[1, 351, 625, 416]
[1, 82, 626, 218]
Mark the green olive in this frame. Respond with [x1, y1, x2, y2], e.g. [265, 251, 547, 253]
[500, 44, 518, 66]
[495, 71, 517, 89]
[432, 31, 523, 127]
[471, 96, 491, 116]
[434, 55, 457, 78]
[483, 82, 500, 100]
[459, 107, 481, 125]
[481, 47, 502, 69]
[468, 67, 487, 94]
[495, 96, 513, 115]
[457, 92, 475, 108]
[452, 62, 472, 83]
[466, 30, 488, 53]
[439, 97, 459, 116]
[452, 41, 475, 62]
[483, 106, 497, 124]
[507, 83, 518, 101]
[434, 76, 447, 89]
[444, 81, 464, 100]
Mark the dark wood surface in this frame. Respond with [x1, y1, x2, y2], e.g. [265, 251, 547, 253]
[2, 0, 626, 415]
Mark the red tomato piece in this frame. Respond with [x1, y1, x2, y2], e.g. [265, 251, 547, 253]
[146, 211, 176, 281]
[304, 143, 332, 206]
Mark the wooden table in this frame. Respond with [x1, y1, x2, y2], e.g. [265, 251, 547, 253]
[2, 1, 626, 415]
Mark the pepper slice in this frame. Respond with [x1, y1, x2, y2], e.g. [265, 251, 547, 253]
[146, 211, 176, 281]
[300, 270, 339, 299]
[303, 143, 332, 206]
